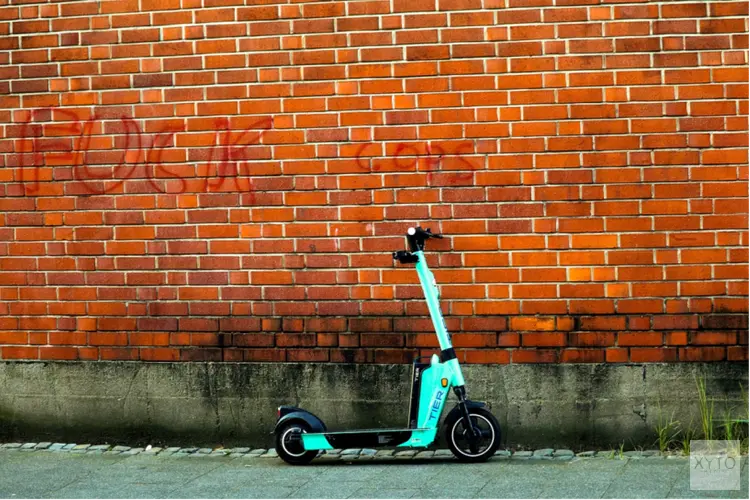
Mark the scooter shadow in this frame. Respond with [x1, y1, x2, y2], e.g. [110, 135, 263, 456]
[304, 457, 469, 466]
[310, 457, 452, 466]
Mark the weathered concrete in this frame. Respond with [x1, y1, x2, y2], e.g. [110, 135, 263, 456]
[0, 361, 746, 449]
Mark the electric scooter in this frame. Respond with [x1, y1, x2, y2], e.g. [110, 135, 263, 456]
[274, 227, 501, 464]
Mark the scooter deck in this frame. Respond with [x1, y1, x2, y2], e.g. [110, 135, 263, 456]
[304, 427, 431, 449]
[314, 427, 429, 435]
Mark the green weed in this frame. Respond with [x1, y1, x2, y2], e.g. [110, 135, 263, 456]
[696, 375, 715, 440]
[654, 403, 681, 454]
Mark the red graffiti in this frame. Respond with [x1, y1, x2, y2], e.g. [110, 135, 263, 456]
[353, 139, 480, 184]
[11, 108, 480, 200]
[12, 108, 274, 199]
[202, 117, 272, 195]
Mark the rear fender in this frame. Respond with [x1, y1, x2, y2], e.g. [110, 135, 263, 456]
[274, 407, 327, 434]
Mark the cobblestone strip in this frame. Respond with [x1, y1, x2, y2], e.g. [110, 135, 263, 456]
[1, 442, 686, 460]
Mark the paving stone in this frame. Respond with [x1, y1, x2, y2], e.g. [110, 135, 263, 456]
[62, 444, 76, 450]
[554, 449, 574, 457]
[596, 450, 615, 458]
[143, 447, 163, 454]
[495, 450, 511, 457]
[394, 450, 417, 457]
[123, 448, 144, 455]
[2, 443, 22, 449]
[576, 450, 596, 457]
[164, 447, 181, 453]
[230, 447, 250, 453]
[179, 447, 198, 453]
[72, 444, 90, 451]
[196, 448, 212, 454]
[20, 443, 37, 449]
[103, 450, 122, 456]
[434, 449, 453, 457]
[261, 449, 278, 458]
[533, 448, 554, 458]
[375, 449, 395, 456]
[89, 444, 111, 451]
[34, 442, 52, 450]
[361, 448, 377, 456]
[209, 450, 229, 456]
[248, 448, 265, 456]
[228, 453, 247, 458]
[341, 448, 361, 456]
[48, 443, 66, 451]
[112, 446, 131, 452]
[554, 455, 573, 461]
[325, 448, 342, 456]
[415, 450, 434, 458]
[512, 450, 532, 459]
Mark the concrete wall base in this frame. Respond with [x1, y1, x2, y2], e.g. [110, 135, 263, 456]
[1, 361, 747, 449]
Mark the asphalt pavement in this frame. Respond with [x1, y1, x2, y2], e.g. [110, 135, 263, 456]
[0, 447, 747, 499]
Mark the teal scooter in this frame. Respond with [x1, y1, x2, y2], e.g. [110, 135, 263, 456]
[274, 227, 501, 464]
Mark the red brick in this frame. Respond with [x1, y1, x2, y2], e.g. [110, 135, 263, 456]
[630, 348, 678, 362]
[618, 332, 663, 347]
[522, 333, 567, 347]
[464, 350, 510, 364]
[570, 332, 616, 347]
[679, 347, 726, 362]
[561, 349, 605, 363]
[512, 349, 559, 363]
[690, 332, 737, 345]
[579, 317, 626, 331]
[510, 317, 556, 332]
[606, 348, 628, 363]
[727, 346, 748, 361]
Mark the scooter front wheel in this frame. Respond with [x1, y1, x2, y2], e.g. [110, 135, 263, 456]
[445, 407, 501, 462]
[275, 421, 318, 465]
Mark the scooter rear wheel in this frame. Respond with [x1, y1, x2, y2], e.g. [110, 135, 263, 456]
[275, 421, 318, 465]
[445, 407, 501, 462]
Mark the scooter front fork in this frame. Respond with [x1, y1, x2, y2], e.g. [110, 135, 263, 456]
[453, 385, 481, 446]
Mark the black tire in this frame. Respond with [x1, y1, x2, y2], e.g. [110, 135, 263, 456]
[275, 421, 317, 465]
[445, 407, 501, 462]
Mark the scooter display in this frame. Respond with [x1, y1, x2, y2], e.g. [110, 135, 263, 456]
[274, 227, 501, 464]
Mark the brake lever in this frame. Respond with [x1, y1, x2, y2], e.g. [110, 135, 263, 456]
[425, 228, 444, 239]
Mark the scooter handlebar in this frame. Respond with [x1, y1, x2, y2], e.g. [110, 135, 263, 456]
[407, 226, 443, 239]
[403, 226, 444, 253]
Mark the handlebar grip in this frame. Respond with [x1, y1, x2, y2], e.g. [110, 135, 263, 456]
[393, 250, 419, 264]
[409, 227, 442, 239]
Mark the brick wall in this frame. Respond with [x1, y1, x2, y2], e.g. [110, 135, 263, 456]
[0, 0, 747, 365]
